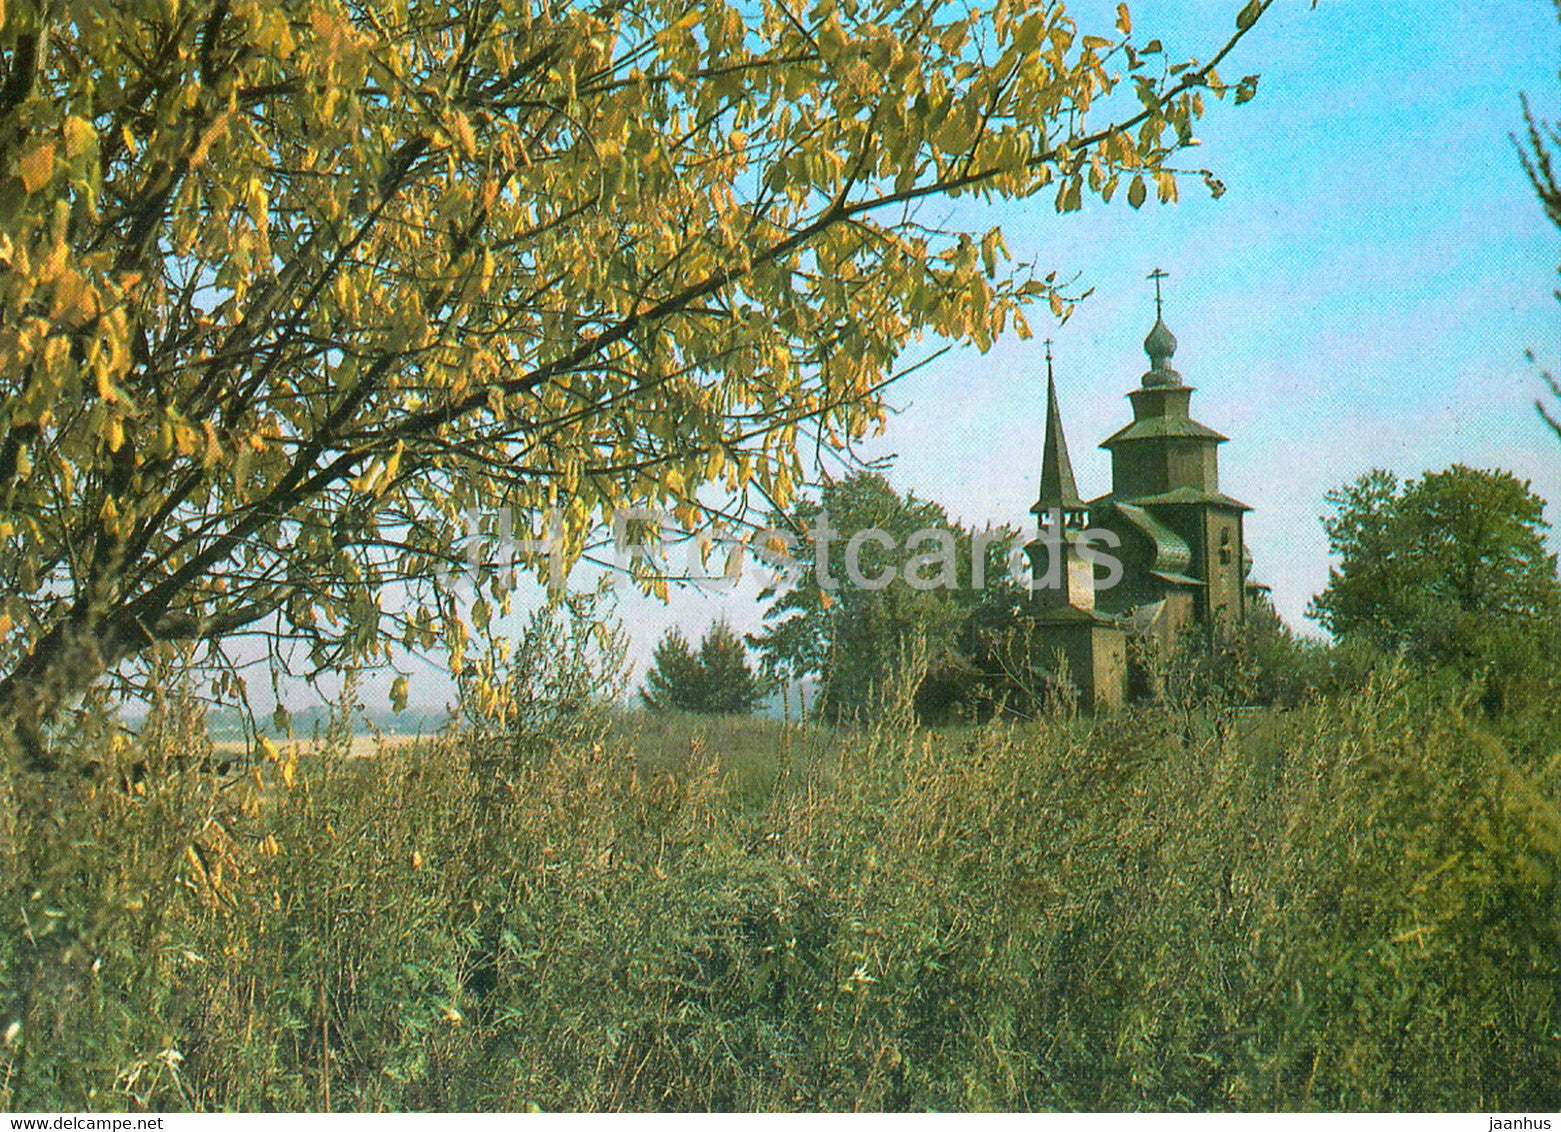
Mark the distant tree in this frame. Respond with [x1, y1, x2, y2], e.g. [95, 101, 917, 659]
[749, 471, 1017, 722]
[640, 629, 703, 713]
[692, 622, 767, 715]
[640, 622, 764, 715]
[1308, 466, 1561, 702]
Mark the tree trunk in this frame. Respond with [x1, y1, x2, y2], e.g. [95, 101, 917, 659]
[0, 621, 116, 774]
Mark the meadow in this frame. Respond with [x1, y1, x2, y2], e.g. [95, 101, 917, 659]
[1, 652, 1558, 1113]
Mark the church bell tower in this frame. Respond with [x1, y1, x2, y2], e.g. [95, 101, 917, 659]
[1092, 269, 1252, 635]
[1024, 340, 1128, 707]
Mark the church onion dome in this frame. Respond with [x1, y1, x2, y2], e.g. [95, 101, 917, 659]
[1142, 316, 1181, 387]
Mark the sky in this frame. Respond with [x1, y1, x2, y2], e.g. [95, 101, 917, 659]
[303, 0, 1561, 713]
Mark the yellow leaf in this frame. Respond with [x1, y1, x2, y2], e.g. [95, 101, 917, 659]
[381, 440, 403, 487]
[170, 423, 194, 456]
[17, 141, 54, 194]
[1116, 3, 1131, 34]
[63, 117, 96, 160]
[452, 112, 476, 157]
[50, 269, 98, 326]
[665, 9, 701, 35]
[36, 241, 65, 283]
[41, 334, 67, 373]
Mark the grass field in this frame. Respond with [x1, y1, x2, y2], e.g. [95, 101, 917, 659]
[1, 663, 1558, 1111]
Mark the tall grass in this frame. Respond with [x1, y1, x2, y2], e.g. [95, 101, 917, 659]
[1, 662, 1557, 1110]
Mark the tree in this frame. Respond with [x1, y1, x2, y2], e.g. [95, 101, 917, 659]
[640, 621, 764, 715]
[639, 628, 702, 712]
[1307, 466, 1561, 695]
[691, 621, 766, 715]
[0, 0, 1278, 769]
[748, 470, 1017, 722]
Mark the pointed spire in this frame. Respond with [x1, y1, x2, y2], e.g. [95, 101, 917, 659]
[1033, 340, 1085, 519]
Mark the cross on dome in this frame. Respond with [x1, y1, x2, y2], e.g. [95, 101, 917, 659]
[1142, 267, 1181, 386]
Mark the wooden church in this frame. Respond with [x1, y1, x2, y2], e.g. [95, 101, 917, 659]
[1026, 277, 1258, 707]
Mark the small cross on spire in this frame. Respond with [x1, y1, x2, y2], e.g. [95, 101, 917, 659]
[1147, 267, 1169, 319]
[1044, 337, 1054, 380]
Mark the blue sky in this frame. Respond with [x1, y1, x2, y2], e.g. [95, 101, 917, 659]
[336, 0, 1561, 712]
